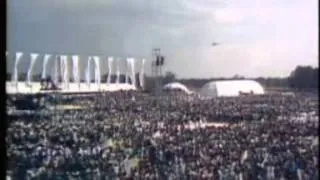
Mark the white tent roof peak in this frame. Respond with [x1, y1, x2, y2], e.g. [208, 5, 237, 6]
[163, 82, 193, 94]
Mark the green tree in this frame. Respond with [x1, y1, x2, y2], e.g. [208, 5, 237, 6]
[289, 66, 318, 90]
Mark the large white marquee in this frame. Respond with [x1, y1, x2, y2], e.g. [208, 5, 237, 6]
[200, 80, 265, 97]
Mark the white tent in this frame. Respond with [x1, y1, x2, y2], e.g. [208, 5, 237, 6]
[200, 80, 264, 97]
[163, 82, 193, 94]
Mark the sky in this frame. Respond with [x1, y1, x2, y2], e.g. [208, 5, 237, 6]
[6, 0, 318, 78]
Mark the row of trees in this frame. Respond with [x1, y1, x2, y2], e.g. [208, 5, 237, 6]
[288, 66, 318, 90]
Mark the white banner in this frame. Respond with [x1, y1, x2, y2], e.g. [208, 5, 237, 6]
[132, 58, 136, 86]
[59, 55, 64, 83]
[85, 57, 92, 86]
[127, 58, 132, 84]
[27, 53, 39, 84]
[61, 55, 68, 87]
[128, 58, 136, 86]
[125, 58, 129, 84]
[60, 55, 69, 87]
[72, 55, 80, 85]
[140, 58, 146, 88]
[53, 55, 59, 84]
[93, 56, 101, 86]
[42, 54, 51, 79]
[116, 58, 120, 84]
[107, 57, 114, 84]
[12, 52, 23, 83]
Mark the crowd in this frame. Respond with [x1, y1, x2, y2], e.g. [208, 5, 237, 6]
[6, 91, 319, 179]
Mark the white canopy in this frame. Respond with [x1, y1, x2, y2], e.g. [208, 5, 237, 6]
[163, 82, 192, 94]
[200, 80, 265, 97]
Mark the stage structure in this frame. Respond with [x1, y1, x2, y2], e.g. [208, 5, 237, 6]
[6, 52, 146, 94]
[151, 48, 165, 96]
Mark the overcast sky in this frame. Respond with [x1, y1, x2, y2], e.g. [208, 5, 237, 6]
[7, 0, 318, 78]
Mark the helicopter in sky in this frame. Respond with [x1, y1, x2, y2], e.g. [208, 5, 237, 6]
[212, 42, 219, 46]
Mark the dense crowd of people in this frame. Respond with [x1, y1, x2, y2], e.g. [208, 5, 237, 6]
[6, 90, 319, 179]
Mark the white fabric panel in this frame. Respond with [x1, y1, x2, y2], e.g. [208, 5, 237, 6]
[85, 57, 92, 86]
[60, 55, 69, 87]
[125, 58, 129, 84]
[60, 56, 65, 85]
[131, 58, 135, 86]
[53, 55, 59, 84]
[54, 55, 61, 84]
[59, 55, 64, 83]
[126, 58, 131, 84]
[107, 57, 114, 84]
[93, 56, 101, 86]
[27, 53, 39, 84]
[200, 80, 265, 97]
[42, 54, 51, 79]
[127, 58, 135, 86]
[72, 55, 80, 85]
[12, 52, 23, 83]
[116, 58, 120, 84]
[140, 58, 146, 88]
